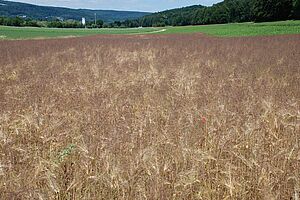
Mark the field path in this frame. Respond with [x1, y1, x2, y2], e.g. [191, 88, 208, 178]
[131, 28, 167, 35]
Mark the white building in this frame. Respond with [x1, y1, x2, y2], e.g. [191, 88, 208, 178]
[82, 18, 86, 26]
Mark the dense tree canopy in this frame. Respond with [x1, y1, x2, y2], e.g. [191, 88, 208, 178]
[0, 16, 40, 27]
[1, 0, 299, 28]
[293, 0, 300, 19]
[129, 0, 298, 27]
[0, 16, 86, 28]
[252, 0, 293, 22]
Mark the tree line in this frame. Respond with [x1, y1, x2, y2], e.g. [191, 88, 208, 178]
[1, 0, 300, 28]
[0, 16, 105, 28]
[136, 0, 300, 27]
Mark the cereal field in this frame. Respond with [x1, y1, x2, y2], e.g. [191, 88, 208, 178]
[0, 34, 299, 199]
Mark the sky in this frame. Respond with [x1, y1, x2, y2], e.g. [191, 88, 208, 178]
[8, 0, 223, 12]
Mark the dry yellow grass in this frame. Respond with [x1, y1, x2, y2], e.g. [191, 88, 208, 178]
[0, 34, 299, 199]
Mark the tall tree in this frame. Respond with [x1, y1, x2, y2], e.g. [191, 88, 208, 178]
[252, 0, 293, 22]
[293, 0, 300, 19]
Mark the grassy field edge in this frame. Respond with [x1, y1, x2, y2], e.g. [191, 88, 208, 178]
[0, 20, 300, 40]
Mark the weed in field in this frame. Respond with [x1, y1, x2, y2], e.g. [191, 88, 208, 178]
[57, 144, 76, 163]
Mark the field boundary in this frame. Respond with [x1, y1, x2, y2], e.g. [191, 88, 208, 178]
[1, 20, 300, 39]
[131, 28, 167, 35]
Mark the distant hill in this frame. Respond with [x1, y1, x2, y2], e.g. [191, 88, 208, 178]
[138, 1, 253, 27]
[0, 0, 150, 22]
[138, 0, 299, 27]
[139, 5, 206, 27]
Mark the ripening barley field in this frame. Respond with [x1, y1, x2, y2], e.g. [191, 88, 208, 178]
[0, 34, 299, 199]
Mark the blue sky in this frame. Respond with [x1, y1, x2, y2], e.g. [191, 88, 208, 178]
[8, 0, 222, 12]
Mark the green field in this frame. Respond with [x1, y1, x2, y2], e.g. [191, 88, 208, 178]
[163, 20, 300, 36]
[0, 20, 299, 40]
[0, 26, 162, 40]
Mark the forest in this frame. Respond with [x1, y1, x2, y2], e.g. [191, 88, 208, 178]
[1, 0, 300, 28]
[136, 0, 300, 27]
